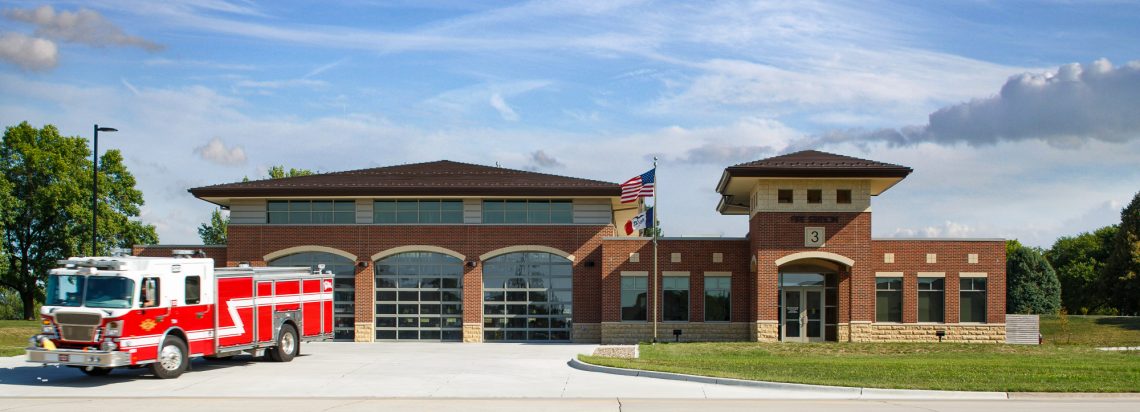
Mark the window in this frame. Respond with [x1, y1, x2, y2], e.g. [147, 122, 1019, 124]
[141, 277, 161, 308]
[807, 189, 822, 204]
[960, 277, 987, 323]
[875, 277, 902, 322]
[918, 277, 945, 323]
[837, 189, 852, 204]
[374, 200, 463, 224]
[185, 276, 200, 305]
[620, 276, 648, 321]
[482, 200, 572, 224]
[267, 200, 354, 224]
[663, 276, 689, 322]
[705, 277, 731, 322]
[777, 189, 793, 204]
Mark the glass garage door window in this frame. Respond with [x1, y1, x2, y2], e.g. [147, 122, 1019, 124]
[268, 251, 356, 341]
[482, 252, 572, 342]
[374, 252, 464, 341]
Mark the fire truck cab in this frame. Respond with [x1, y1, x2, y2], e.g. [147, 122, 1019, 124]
[26, 254, 333, 379]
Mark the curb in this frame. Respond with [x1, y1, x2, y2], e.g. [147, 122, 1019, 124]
[568, 358, 1009, 400]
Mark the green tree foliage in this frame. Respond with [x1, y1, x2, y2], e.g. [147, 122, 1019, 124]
[197, 208, 228, 245]
[1006, 243, 1062, 315]
[0, 122, 157, 319]
[267, 165, 314, 179]
[1104, 191, 1140, 315]
[1046, 225, 1118, 314]
[203, 165, 314, 244]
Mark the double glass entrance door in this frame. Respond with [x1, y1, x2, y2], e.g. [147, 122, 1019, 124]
[782, 287, 825, 342]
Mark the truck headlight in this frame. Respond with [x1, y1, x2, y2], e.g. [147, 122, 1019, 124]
[104, 320, 123, 337]
[41, 325, 54, 334]
[101, 339, 118, 351]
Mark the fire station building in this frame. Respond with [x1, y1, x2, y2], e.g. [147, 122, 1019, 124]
[136, 150, 1006, 344]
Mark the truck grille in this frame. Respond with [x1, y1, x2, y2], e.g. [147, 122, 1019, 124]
[55, 312, 102, 342]
[60, 325, 98, 342]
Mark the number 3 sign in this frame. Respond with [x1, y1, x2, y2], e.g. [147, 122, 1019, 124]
[804, 227, 825, 247]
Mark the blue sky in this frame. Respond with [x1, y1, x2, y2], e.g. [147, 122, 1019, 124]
[1, 0, 1138, 247]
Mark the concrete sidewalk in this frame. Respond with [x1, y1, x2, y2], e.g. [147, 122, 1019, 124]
[0, 342, 1130, 400]
[0, 342, 852, 399]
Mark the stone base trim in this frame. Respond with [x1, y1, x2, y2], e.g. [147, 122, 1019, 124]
[853, 323, 1006, 343]
[462, 323, 482, 343]
[354, 322, 374, 343]
[751, 321, 778, 342]
[601, 322, 750, 344]
[572, 323, 601, 343]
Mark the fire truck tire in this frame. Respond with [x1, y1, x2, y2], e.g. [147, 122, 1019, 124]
[269, 324, 299, 362]
[80, 366, 113, 376]
[151, 336, 189, 379]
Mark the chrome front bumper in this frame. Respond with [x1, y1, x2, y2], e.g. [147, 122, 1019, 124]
[25, 348, 131, 367]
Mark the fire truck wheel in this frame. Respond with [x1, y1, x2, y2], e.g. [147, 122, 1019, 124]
[270, 324, 299, 362]
[80, 366, 113, 376]
[151, 336, 189, 379]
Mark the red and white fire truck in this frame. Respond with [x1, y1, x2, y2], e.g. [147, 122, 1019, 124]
[25, 253, 334, 379]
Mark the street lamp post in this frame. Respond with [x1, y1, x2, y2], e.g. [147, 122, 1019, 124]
[92, 124, 117, 256]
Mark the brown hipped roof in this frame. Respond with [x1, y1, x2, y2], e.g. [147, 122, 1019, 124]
[722, 150, 913, 180]
[189, 160, 621, 198]
[715, 150, 913, 214]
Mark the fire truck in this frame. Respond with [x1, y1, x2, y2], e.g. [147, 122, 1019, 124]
[25, 253, 334, 379]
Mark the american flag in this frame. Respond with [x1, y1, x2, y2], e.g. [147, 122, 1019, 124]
[620, 169, 655, 203]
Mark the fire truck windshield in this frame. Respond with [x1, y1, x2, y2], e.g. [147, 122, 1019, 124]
[46, 275, 135, 309]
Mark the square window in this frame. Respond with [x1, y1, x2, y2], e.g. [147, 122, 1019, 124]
[777, 189, 793, 204]
[837, 189, 852, 204]
[807, 189, 822, 204]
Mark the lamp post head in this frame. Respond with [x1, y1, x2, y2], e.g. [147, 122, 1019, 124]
[96, 127, 118, 132]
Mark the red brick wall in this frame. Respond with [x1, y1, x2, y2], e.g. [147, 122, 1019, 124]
[226, 224, 612, 324]
[750, 212, 873, 322]
[132, 245, 228, 267]
[871, 240, 1007, 324]
[600, 239, 751, 323]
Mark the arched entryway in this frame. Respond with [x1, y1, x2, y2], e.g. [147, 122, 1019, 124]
[373, 251, 465, 341]
[481, 251, 573, 342]
[776, 252, 850, 343]
[265, 249, 357, 341]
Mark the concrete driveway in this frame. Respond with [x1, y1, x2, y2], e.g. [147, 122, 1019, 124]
[0, 342, 841, 399]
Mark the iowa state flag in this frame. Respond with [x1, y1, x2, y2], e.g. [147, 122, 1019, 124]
[624, 207, 654, 235]
[620, 169, 655, 203]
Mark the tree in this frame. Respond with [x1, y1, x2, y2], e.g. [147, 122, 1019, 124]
[0, 122, 157, 319]
[1104, 191, 1140, 315]
[202, 165, 314, 244]
[241, 165, 314, 182]
[267, 165, 314, 179]
[1046, 225, 1117, 314]
[1006, 242, 1062, 315]
[197, 208, 228, 245]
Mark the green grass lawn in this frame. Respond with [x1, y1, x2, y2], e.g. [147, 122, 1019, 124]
[0, 320, 38, 357]
[1040, 315, 1140, 347]
[580, 342, 1140, 392]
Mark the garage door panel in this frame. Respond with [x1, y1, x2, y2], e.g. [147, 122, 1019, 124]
[483, 252, 572, 342]
[374, 252, 464, 341]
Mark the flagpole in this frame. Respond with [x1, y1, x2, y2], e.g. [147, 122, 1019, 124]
[652, 156, 659, 344]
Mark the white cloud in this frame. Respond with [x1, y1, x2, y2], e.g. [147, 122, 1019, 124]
[0, 32, 57, 70]
[489, 93, 519, 121]
[889, 221, 981, 239]
[194, 138, 247, 166]
[810, 60, 1140, 150]
[4, 5, 163, 51]
[529, 150, 563, 168]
